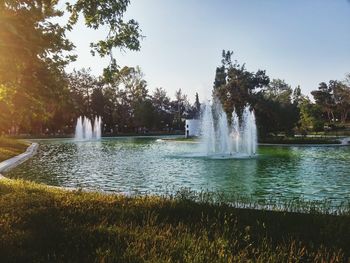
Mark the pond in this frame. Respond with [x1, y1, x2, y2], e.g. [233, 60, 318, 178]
[6, 137, 350, 205]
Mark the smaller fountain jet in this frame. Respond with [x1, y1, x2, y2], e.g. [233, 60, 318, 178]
[75, 116, 102, 141]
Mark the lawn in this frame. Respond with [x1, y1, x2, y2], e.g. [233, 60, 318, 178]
[0, 137, 29, 162]
[0, 179, 349, 262]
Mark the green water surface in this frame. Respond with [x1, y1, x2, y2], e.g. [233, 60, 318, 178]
[6, 137, 350, 204]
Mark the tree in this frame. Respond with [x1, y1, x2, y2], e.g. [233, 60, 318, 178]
[264, 79, 292, 105]
[0, 0, 142, 135]
[91, 88, 105, 117]
[102, 86, 120, 134]
[299, 98, 324, 132]
[151, 88, 172, 129]
[172, 89, 190, 130]
[152, 88, 170, 112]
[0, 0, 74, 133]
[254, 93, 299, 137]
[65, 0, 142, 81]
[66, 68, 100, 117]
[292, 85, 303, 105]
[213, 50, 270, 117]
[194, 92, 201, 118]
[311, 82, 335, 122]
[257, 79, 299, 136]
[344, 73, 350, 86]
[134, 99, 156, 131]
[333, 80, 350, 123]
[118, 66, 148, 104]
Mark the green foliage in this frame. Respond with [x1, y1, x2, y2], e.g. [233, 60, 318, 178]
[333, 81, 350, 123]
[151, 87, 173, 130]
[299, 98, 324, 132]
[66, 68, 101, 117]
[311, 82, 335, 122]
[0, 179, 349, 262]
[61, 67, 199, 134]
[264, 79, 292, 104]
[194, 92, 201, 116]
[172, 89, 190, 130]
[133, 99, 156, 130]
[66, 0, 141, 55]
[212, 51, 350, 137]
[0, 0, 75, 133]
[213, 50, 270, 117]
[310, 78, 350, 124]
[254, 94, 299, 137]
[213, 51, 300, 137]
[259, 137, 340, 145]
[0, 0, 143, 135]
[65, 0, 142, 82]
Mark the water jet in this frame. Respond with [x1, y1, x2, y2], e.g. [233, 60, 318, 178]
[75, 116, 102, 140]
[199, 101, 257, 158]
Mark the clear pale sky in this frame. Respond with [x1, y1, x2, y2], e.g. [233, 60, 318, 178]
[64, 0, 350, 102]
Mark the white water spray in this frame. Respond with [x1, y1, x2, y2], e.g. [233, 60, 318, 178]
[199, 103, 216, 154]
[199, 101, 257, 157]
[93, 116, 102, 139]
[75, 116, 102, 141]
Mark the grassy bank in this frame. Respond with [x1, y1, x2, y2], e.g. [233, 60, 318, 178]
[0, 179, 349, 262]
[259, 137, 341, 145]
[164, 136, 343, 145]
[0, 137, 29, 162]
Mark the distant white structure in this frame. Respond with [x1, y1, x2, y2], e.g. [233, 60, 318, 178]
[185, 119, 200, 138]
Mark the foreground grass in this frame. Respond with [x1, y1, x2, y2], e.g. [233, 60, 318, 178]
[0, 137, 29, 162]
[0, 179, 349, 262]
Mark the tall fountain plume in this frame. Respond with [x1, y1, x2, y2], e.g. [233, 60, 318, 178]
[199, 100, 257, 157]
[241, 106, 257, 156]
[93, 116, 102, 140]
[199, 103, 216, 155]
[231, 109, 240, 153]
[83, 117, 93, 140]
[75, 116, 102, 141]
[216, 102, 231, 154]
[75, 116, 83, 140]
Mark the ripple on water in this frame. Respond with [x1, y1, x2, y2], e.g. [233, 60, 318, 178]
[5, 138, 350, 205]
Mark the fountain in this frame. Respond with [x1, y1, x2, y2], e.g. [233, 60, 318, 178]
[199, 100, 257, 158]
[75, 116, 102, 140]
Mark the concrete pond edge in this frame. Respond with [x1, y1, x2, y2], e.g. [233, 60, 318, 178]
[0, 142, 99, 193]
[0, 143, 38, 179]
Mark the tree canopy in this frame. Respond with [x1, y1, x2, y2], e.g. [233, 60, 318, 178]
[0, 0, 142, 134]
[212, 50, 350, 136]
[1, 2, 350, 138]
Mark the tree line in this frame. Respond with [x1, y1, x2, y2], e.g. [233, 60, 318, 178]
[52, 67, 200, 135]
[214, 50, 350, 137]
[1, 2, 349, 137]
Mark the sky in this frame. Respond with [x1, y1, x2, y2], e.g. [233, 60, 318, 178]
[64, 0, 350, 102]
